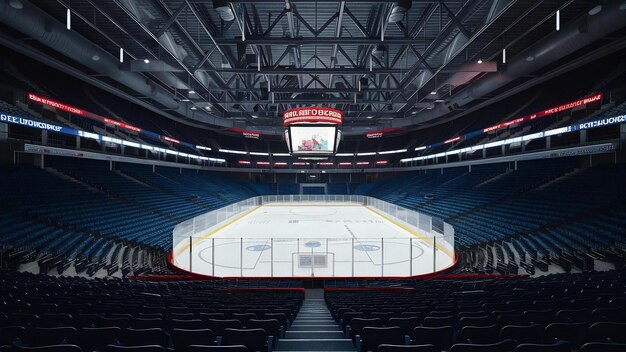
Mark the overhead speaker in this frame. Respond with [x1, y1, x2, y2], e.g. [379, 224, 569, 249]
[388, 0, 412, 23]
[372, 45, 386, 60]
[260, 82, 269, 100]
[447, 103, 460, 111]
[213, 0, 234, 21]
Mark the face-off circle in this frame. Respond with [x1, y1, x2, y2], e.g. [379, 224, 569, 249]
[246, 244, 272, 252]
[353, 244, 381, 252]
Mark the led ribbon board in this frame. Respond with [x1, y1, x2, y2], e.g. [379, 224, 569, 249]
[229, 127, 262, 139]
[365, 128, 402, 139]
[283, 107, 343, 126]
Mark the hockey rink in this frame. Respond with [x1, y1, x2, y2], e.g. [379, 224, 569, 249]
[173, 203, 454, 277]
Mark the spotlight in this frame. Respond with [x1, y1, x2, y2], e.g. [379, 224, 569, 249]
[430, 91, 437, 95]
[143, 58, 150, 64]
[190, 106, 197, 110]
[188, 90, 196, 94]
[213, 0, 235, 21]
[477, 59, 483, 64]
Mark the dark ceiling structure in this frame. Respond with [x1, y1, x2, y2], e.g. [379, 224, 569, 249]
[0, 0, 625, 136]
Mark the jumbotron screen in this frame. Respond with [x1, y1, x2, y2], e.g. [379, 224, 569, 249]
[287, 125, 339, 155]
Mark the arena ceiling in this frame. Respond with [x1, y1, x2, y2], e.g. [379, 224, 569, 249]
[0, 0, 624, 136]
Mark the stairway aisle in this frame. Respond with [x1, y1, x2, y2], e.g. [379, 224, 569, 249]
[276, 289, 354, 352]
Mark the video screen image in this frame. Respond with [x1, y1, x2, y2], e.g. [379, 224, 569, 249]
[289, 126, 337, 154]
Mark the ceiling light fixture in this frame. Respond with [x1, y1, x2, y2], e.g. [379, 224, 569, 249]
[430, 91, 437, 95]
[66, 8, 71, 30]
[119, 48, 124, 63]
[143, 58, 150, 64]
[477, 59, 483, 64]
[588, 5, 602, 15]
[188, 90, 196, 94]
[9, 0, 23, 9]
[502, 49, 506, 64]
[190, 106, 197, 110]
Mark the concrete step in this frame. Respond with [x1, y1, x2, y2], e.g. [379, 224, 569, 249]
[299, 311, 330, 314]
[295, 316, 334, 319]
[292, 320, 336, 325]
[277, 339, 354, 351]
[285, 331, 346, 339]
[290, 324, 340, 331]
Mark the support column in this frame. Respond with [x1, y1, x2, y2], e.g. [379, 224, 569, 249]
[41, 130, 48, 145]
[0, 123, 8, 141]
[546, 136, 551, 149]
[36, 154, 44, 168]
[580, 130, 587, 145]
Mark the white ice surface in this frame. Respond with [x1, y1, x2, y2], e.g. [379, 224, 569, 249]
[173, 204, 453, 277]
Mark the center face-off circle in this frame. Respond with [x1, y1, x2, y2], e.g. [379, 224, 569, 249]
[289, 206, 338, 216]
[304, 241, 322, 248]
